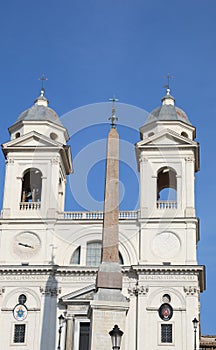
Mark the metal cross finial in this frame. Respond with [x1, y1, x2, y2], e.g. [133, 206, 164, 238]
[38, 73, 48, 96]
[108, 96, 119, 128]
[164, 73, 174, 95]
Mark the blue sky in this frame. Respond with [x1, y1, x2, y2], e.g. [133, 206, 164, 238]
[0, 0, 216, 334]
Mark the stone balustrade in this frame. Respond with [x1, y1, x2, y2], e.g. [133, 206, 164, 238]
[157, 201, 177, 209]
[60, 210, 138, 220]
[19, 202, 41, 210]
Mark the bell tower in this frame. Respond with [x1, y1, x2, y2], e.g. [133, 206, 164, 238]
[134, 89, 205, 350]
[1, 87, 72, 219]
[136, 89, 199, 265]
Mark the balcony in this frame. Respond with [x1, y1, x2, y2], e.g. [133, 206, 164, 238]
[20, 202, 41, 210]
[60, 210, 138, 220]
[157, 201, 177, 209]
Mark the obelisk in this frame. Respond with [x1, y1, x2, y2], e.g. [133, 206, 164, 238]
[96, 99, 123, 294]
[89, 100, 129, 350]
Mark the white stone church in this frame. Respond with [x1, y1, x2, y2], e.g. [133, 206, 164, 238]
[0, 85, 213, 350]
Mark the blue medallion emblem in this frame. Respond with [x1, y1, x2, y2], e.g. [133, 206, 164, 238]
[13, 304, 28, 321]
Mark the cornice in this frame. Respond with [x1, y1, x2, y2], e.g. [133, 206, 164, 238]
[0, 265, 98, 276]
[128, 265, 206, 292]
[138, 217, 198, 224]
[0, 264, 205, 291]
[0, 264, 204, 274]
[0, 216, 197, 225]
[129, 264, 205, 272]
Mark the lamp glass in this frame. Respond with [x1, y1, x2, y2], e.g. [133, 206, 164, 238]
[58, 314, 64, 326]
[112, 334, 121, 348]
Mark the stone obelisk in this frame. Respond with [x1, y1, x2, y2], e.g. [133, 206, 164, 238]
[96, 102, 122, 293]
[89, 100, 128, 350]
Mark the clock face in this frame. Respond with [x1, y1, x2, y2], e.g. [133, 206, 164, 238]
[13, 232, 41, 259]
[152, 231, 180, 259]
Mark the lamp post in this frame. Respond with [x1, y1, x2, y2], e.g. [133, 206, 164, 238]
[109, 325, 124, 350]
[57, 314, 65, 350]
[192, 318, 199, 350]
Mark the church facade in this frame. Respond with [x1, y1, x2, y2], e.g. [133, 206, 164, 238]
[0, 86, 207, 350]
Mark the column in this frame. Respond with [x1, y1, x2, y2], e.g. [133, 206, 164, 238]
[65, 315, 74, 350]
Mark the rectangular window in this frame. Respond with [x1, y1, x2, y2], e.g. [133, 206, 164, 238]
[14, 324, 26, 343]
[161, 324, 172, 343]
[79, 322, 90, 350]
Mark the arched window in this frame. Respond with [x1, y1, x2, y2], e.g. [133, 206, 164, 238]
[70, 246, 81, 265]
[70, 242, 124, 266]
[181, 131, 188, 138]
[157, 167, 177, 208]
[18, 294, 27, 305]
[118, 251, 124, 265]
[21, 168, 42, 203]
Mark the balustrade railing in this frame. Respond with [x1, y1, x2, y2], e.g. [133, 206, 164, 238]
[18, 201, 176, 214]
[157, 201, 177, 209]
[20, 202, 41, 210]
[18, 204, 138, 218]
[119, 211, 138, 219]
[61, 210, 138, 220]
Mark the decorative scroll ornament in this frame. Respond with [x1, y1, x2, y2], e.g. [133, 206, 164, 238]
[184, 286, 199, 295]
[128, 285, 149, 296]
[185, 156, 194, 162]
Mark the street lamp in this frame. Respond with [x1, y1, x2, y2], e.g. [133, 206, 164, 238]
[109, 324, 124, 350]
[57, 314, 65, 350]
[192, 317, 199, 350]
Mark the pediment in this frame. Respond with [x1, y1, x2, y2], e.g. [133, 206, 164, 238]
[137, 129, 197, 148]
[2, 131, 61, 149]
[61, 284, 96, 303]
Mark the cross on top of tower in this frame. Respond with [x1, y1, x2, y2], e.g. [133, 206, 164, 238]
[108, 96, 119, 128]
[164, 73, 174, 95]
[38, 73, 48, 96]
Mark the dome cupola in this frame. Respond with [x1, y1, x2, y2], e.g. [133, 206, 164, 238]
[146, 88, 191, 126]
[9, 86, 69, 144]
[139, 88, 196, 141]
[16, 87, 63, 127]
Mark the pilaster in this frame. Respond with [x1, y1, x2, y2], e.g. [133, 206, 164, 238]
[89, 300, 129, 350]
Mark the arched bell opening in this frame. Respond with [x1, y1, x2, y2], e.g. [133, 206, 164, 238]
[21, 168, 42, 204]
[157, 167, 177, 209]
